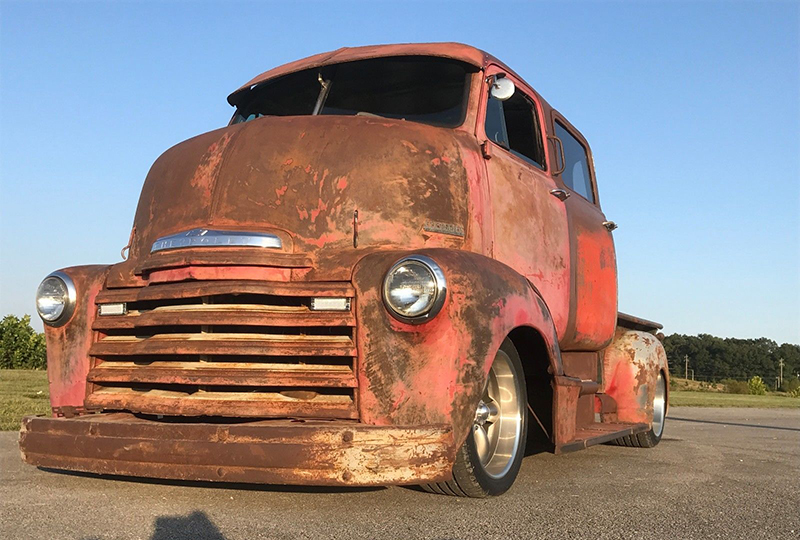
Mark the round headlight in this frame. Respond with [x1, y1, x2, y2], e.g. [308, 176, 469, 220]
[383, 255, 447, 323]
[35, 272, 77, 326]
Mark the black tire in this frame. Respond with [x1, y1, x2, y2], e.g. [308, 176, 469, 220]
[424, 338, 528, 497]
[610, 430, 660, 448]
[611, 370, 667, 448]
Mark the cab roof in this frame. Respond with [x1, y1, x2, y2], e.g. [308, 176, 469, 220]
[227, 42, 516, 107]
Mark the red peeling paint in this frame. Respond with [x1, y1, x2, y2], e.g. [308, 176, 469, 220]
[309, 199, 329, 223]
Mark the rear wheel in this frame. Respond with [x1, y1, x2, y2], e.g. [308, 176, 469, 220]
[612, 370, 667, 448]
[423, 339, 528, 497]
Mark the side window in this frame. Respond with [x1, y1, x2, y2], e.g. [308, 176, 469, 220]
[554, 121, 594, 203]
[484, 85, 545, 169]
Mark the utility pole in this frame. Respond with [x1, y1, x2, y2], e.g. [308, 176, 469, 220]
[778, 358, 784, 389]
[685, 355, 689, 380]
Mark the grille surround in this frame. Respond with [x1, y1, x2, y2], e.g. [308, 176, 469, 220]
[88, 280, 358, 420]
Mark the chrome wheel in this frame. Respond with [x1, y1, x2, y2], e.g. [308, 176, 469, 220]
[652, 372, 666, 438]
[428, 338, 528, 497]
[472, 349, 524, 480]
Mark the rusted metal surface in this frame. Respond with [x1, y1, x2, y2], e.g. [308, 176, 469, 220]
[352, 248, 562, 449]
[617, 311, 664, 333]
[550, 113, 618, 351]
[24, 43, 667, 487]
[105, 114, 474, 289]
[601, 328, 670, 425]
[91, 307, 354, 330]
[84, 388, 357, 419]
[97, 279, 354, 301]
[478, 64, 572, 341]
[87, 362, 357, 387]
[20, 414, 454, 486]
[558, 421, 649, 454]
[88, 333, 356, 357]
[42, 265, 109, 409]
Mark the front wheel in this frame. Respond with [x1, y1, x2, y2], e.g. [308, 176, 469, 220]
[422, 338, 528, 497]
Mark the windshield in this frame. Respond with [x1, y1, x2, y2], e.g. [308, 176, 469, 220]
[230, 56, 474, 128]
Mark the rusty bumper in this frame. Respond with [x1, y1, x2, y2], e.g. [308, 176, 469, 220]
[19, 413, 455, 486]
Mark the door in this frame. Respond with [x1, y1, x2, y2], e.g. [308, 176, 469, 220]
[479, 68, 571, 338]
[551, 116, 618, 351]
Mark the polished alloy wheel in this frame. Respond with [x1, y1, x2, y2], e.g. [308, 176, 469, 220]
[423, 339, 528, 497]
[652, 371, 666, 438]
[472, 349, 524, 480]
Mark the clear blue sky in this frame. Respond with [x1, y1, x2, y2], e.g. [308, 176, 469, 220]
[1, 1, 798, 344]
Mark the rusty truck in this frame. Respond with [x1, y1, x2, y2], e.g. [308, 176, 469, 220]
[22, 43, 669, 497]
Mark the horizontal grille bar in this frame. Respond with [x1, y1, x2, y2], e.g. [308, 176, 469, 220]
[90, 333, 357, 357]
[92, 304, 354, 330]
[135, 250, 313, 274]
[88, 361, 357, 388]
[96, 280, 354, 304]
[85, 387, 357, 419]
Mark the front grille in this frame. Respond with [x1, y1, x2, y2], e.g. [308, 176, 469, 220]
[87, 280, 357, 420]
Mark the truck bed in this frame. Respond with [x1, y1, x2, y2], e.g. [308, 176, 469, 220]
[617, 312, 663, 334]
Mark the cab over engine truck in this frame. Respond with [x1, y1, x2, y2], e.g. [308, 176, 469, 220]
[21, 43, 669, 497]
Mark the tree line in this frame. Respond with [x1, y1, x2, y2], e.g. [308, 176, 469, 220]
[663, 333, 800, 391]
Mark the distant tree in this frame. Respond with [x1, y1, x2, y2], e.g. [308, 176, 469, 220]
[748, 376, 767, 396]
[0, 315, 47, 369]
[781, 376, 800, 394]
[720, 378, 749, 394]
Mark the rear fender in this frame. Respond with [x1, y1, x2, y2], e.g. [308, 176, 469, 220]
[352, 248, 561, 447]
[42, 265, 110, 413]
[602, 328, 669, 425]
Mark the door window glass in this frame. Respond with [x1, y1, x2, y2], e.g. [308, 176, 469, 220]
[484, 84, 545, 169]
[554, 121, 594, 203]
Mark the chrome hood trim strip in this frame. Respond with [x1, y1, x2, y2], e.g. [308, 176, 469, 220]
[151, 228, 282, 253]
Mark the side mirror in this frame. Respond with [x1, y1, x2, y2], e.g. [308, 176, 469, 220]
[490, 77, 515, 101]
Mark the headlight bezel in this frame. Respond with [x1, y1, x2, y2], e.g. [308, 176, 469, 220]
[35, 271, 77, 327]
[382, 255, 447, 324]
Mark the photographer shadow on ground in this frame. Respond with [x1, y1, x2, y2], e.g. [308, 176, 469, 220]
[82, 511, 227, 540]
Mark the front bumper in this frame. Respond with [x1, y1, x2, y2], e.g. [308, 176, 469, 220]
[19, 413, 455, 486]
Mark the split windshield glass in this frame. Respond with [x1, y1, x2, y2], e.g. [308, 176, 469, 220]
[230, 56, 473, 128]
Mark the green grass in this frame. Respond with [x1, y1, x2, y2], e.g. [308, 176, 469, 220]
[0, 369, 50, 430]
[670, 390, 800, 408]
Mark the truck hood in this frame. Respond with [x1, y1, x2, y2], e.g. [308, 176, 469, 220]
[111, 115, 472, 284]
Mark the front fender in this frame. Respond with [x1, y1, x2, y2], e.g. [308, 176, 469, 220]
[602, 328, 669, 425]
[352, 248, 561, 447]
[42, 265, 110, 413]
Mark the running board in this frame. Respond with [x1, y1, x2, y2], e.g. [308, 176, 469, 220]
[555, 422, 649, 454]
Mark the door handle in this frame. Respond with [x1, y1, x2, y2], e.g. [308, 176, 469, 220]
[603, 221, 618, 231]
[550, 188, 570, 202]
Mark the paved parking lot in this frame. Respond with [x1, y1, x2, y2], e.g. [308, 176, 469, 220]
[1, 407, 798, 539]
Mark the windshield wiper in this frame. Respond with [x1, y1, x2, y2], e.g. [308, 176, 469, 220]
[312, 72, 332, 115]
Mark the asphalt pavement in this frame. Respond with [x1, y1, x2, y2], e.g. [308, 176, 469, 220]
[1, 407, 798, 540]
